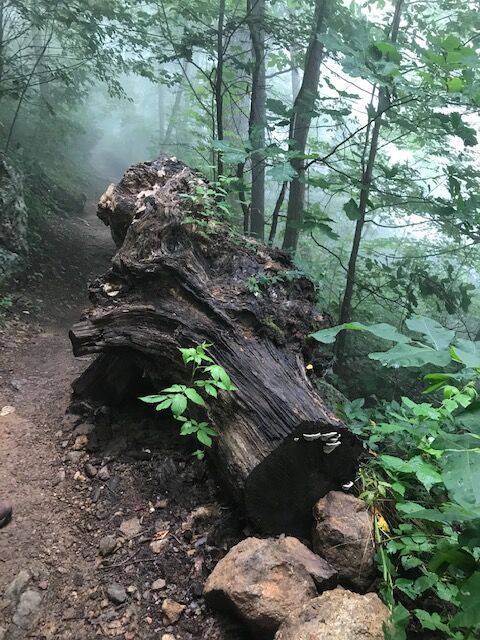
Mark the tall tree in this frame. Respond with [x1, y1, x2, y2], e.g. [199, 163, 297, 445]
[282, 0, 328, 254]
[247, 0, 266, 239]
[335, 0, 404, 363]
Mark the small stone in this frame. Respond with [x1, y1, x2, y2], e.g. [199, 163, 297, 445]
[67, 451, 83, 464]
[126, 585, 137, 594]
[84, 463, 97, 478]
[150, 539, 168, 554]
[72, 435, 88, 451]
[119, 517, 142, 539]
[73, 471, 86, 482]
[155, 499, 168, 509]
[151, 578, 166, 591]
[106, 583, 127, 605]
[162, 635, 176, 640]
[161, 599, 185, 624]
[38, 581, 48, 591]
[53, 468, 66, 486]
[99, 535, 117, 556]
[98, 466, 110, 481]
[145, 616, 153, 624]
[190, 504, 221, 524]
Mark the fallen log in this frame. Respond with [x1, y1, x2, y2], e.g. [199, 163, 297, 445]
[69, 157, 363, 536]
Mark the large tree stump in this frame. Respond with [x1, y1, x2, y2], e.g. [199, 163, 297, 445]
[69, 157, 363, 536]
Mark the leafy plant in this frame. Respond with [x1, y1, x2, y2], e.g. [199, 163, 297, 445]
[328, 317, 480, 639]
[246, 269, 304, 295]
[140, 342, 237, 459]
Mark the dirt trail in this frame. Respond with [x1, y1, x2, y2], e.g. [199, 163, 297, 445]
[0, 207, 245, 640]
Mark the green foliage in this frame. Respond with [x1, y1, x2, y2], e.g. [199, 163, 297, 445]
[140, 342, 237, 459]
[339, 317, 480, 638]
[245, 269, 304, 295]
[312, 316, 480, 369]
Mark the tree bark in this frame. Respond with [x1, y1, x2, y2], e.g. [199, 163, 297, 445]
[282, 0, 328, 254]
[247, 0, 266, 240]
[71, 157, 362, 536]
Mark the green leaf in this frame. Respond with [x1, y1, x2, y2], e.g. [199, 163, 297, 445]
[140, 395, 167, 403]
[211, 139, 247, 164]
[451, 339, 480, 369]
[266, 98, 292, 118]
[343, 198, 362, 220]
[405, 317, 454, 350]
[447, 77, 465, 93]
[415, 610, 449, 632]
[155, 398, 173, 411]
[379, 455, 442, 491]
[197, 430, 213, 447]
[442, 448, 480, 511]
[383, 604, 409, 640]
[268, 162, 296, 183]
[171, 394, 188, 417]
[451, 572, 480, 628]
[184, 388, 206, 406]
[369, 343, 452, 368]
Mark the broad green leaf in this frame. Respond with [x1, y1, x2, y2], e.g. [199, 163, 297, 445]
[310, 322, 408, 345]
[451, 339, 480, 369]
[155, 398, 173, 411]
[442, 448, 480, 511]
[383, 604, 409, 640]
[197, 430, 213, 447]
[369, 343, 451, 368]
[266, 98, 292, 118]
[184, 388, 206, 406]
[405, 317, 454, 350]
[171, 394, 188, 417]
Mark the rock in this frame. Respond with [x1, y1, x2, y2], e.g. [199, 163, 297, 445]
[312, 491, 376, 592]
[151, 578, 166, 591]
[119, 517, 142, 539]
[72, 434, 88, 450]
[106, 583, 127, 605]
[161, 599, 185, 624]
[274, 588, 389, 640]
[53, 468, 66, 486]
[84, 462, 97, 478]
[67, 451, 83, 464]
[12, 588, 42, 630]
[150, 539, 168, 554]
[99, 535, 117, 556]
[204, 537, 337, 637]
[161, 635, 175, 640]
[2, 570, 31, 604]
[98, 466, 111, 481]
[190, 504, 221, 524]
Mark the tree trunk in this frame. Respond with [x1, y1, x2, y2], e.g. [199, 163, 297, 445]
[71, 157, 362, 537]
[335, 0, 404, 364]
[215, 0, 226, 178]
[247, 0, 266, 240]
[282, 0, 328, 254]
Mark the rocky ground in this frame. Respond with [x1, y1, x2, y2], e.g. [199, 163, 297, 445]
[0, 205, 248, 639]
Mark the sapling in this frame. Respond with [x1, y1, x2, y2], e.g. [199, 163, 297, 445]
[140, 342, 237, 459]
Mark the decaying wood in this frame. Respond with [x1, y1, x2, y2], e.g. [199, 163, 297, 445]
[69, 156, 362, 536]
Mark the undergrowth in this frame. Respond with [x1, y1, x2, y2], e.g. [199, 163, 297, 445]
[314, 317, 480, 639]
